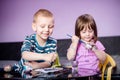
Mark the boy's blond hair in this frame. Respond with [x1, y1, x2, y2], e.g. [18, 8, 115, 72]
[33, 9, 53, 23]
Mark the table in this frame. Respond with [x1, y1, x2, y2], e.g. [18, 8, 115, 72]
[0, 67, 100, 80]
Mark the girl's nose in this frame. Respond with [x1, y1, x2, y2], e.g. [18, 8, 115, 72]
[86, 32, 90, 36]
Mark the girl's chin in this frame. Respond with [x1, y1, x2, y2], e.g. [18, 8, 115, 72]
[84, 39, 91, 42]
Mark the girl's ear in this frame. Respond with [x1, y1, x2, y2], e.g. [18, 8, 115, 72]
[32, 23, 37, 32]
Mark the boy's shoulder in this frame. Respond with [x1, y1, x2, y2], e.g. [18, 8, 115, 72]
[48, 37, 57, 43]
[24, 34, 36, 43]
[25, 34, 36, 39]
[24, 34, 57, 44]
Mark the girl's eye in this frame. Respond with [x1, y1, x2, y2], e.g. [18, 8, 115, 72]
[81, 31, 86, 33]
[88, 30, 93, 33]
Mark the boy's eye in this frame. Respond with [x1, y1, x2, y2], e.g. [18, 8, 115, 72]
[40, 25, 45, 28]
[39, 24, 54, 28]
[48, 25, 54, 28]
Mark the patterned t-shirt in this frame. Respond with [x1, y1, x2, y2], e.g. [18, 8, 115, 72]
[75, 41, 105, 76]
[21, 34, 57, 54]
[14, 34, 57, 72]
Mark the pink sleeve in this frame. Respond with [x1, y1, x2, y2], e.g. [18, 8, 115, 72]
[95, 41, 105, 51]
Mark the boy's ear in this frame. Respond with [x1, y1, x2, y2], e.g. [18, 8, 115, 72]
[32, 23, 37, 32]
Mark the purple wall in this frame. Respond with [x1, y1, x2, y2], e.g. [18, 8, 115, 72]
[0, 0, 120, 42]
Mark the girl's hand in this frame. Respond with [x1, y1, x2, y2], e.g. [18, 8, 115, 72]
[71, 35, 79, 44]
[88, 40, 95, 46]
[84, 40, 95, 50]
[87, 40, 98, 51]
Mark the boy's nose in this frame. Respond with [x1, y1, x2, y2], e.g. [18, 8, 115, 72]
[44, 26, 49, 31]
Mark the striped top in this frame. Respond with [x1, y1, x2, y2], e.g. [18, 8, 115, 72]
[13, 34, 57, 72]
[21, 34, 57, 54]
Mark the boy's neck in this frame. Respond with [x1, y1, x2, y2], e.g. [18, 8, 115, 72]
[36, 35, 47, 46]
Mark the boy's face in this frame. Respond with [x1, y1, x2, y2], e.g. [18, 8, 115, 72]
[32, 16, 54, 41]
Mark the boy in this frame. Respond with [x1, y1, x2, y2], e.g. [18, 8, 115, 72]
[4, 9, 60, 72]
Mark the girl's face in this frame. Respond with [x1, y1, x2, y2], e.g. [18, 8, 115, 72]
[32, 16, 54, 41]
[80, 27, 94, 42]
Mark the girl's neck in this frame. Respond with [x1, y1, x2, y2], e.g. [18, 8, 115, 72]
[80, 39, 89, 43]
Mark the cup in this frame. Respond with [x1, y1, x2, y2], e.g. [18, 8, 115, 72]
[71, 61, 78, 74]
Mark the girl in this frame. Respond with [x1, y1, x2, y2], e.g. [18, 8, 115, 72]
[67, 14, 107, 76]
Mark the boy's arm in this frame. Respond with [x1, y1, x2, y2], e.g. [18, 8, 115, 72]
[22, 51, 56, 62]
[25, 61, 52, 69]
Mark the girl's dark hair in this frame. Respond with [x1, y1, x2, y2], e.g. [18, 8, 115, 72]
[75, 14, 98, 42]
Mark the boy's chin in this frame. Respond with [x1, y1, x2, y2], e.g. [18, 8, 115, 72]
[42, 37, 49, 40]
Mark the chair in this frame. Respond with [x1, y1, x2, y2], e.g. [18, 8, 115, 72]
[99, 54, 116, 80]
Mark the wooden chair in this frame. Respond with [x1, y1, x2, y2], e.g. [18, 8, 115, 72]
[99, 54, 116, 80]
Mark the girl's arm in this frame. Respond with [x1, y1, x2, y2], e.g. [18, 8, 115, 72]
[67, 35, 79, 60]
[92, 46, 107, 64]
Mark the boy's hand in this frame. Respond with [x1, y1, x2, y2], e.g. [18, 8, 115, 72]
[25, 61, 40, 69]
[25, 61, 53, 69]
[51, 53, 57, 62]
[47, 52, 57, 62]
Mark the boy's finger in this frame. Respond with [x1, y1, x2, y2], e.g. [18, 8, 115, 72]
[51, 54, 56, 62]
[24, 62, 32, 66]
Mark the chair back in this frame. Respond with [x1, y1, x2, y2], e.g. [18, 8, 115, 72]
[100, 54, 116, 80]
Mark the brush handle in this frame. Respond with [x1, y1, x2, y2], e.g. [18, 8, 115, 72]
[67, 34, 93, 50]
[67, 34, 84, 43]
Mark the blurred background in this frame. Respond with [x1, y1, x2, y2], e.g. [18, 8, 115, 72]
[0, 0, 120, 42]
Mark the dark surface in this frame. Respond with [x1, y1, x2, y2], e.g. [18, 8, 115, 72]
[0, 67, 100, 80]
[0, 42, 22, 60]
[0, 36, 120, 79]
[0, 67, 119, 80]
